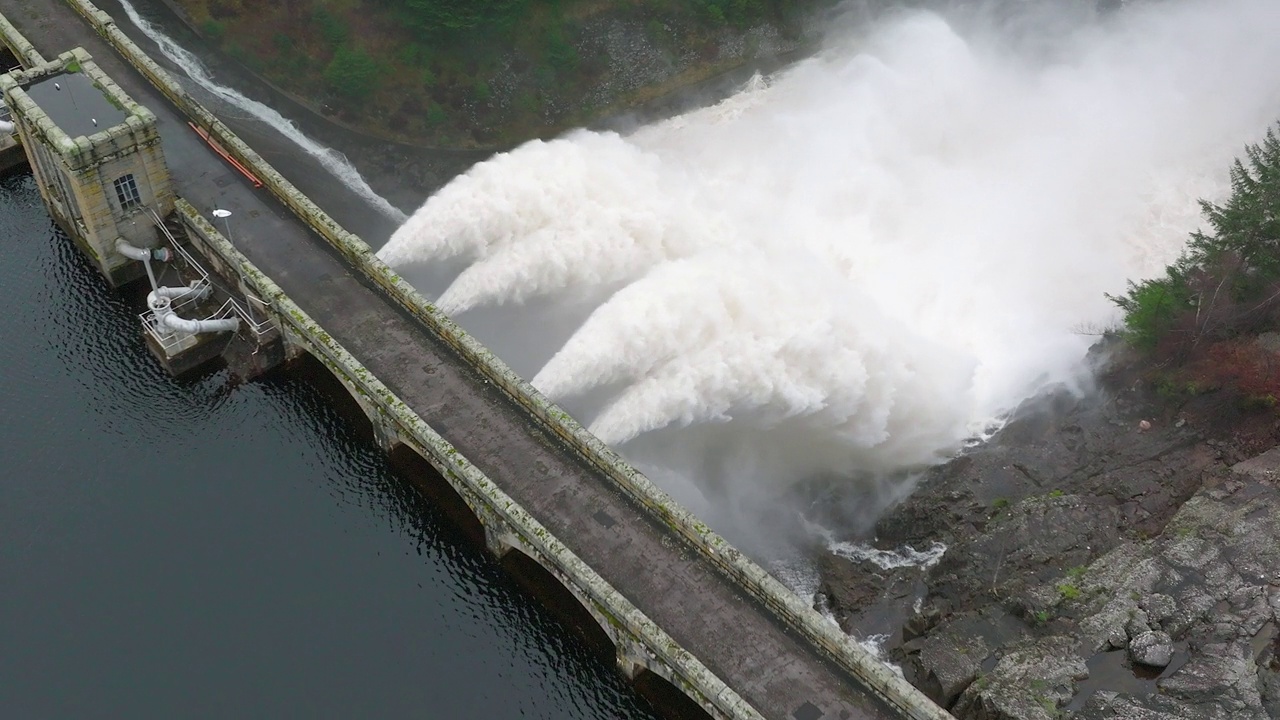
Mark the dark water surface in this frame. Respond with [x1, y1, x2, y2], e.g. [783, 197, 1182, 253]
[0, 171, 659, 718]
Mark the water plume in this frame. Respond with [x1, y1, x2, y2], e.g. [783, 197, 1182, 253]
[380, 0, 1280, 539]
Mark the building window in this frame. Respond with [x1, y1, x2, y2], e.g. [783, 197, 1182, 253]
[113, 173, 141, 212]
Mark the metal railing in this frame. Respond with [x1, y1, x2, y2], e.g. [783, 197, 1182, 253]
[138, 207, 275, 350]
[148, 207, 209, 289]
[140, 296, 245, 353]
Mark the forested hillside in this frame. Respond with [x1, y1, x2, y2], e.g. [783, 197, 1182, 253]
[172, 0, 826, 146]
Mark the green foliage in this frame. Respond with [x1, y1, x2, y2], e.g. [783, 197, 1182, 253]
[313, 7, 348, 47]
[201, 19, 227, 44]
[225, 42, 260, 70]
[517, 92, 541, 114]
[544, 27, 578, 71]
[324, 45, 380, 102]
[272, 32, 294, 53]
[1108, 275, 1188, 351]
[1057, 582, 1081, 601]
[1048, 488, 1065, 498]
[400, 0, 528, 33]
[992, 497, 1010, 510]
[1111, 124, 1280, 352]
[1240, 393, 1278, 411]
[427, 101, 447, 126]
[695, 0, 769, 27]
[1066, 565, 1086, 580]
[1191, 132, 1280, 282]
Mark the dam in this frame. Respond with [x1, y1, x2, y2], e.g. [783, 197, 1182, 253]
[0, 2, 951, 718]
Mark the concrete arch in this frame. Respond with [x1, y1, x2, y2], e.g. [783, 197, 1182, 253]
[286, 351, 383, 441]
[386, 442, 486, 546]
[633, 668, 717, 720]
[379, 438, 730, 717]
[497, 544, 618, 661]
[493, 543, 726, 719]
[271, 344, 737, 718]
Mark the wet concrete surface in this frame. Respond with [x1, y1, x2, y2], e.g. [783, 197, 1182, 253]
[0, 1, 902, 717]
[25, 70, 128, 139]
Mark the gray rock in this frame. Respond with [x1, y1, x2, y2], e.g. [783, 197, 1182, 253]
[819, 374, 1280, 720]
[1106, 628, 1128, 650]
[1127, 608, 1153, 639]
[1232, 444, 1280, 484]
[1160, 641, 1266, 716]
[1142, 593, 1177, 626]
[1130, 630, 1174, 667]
[1231, 586, 1272, 639]
[1254, 332, 1280, 356]
[1258, 638, 1280, 720]
[912, 616, 993, 706]
[929, 493, 1121, 605]
[952, 635, 1087, 720]
[1074, 691, 1230, 720]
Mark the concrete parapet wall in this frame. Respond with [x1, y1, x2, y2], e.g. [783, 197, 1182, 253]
[174, 198, 763, 720]
[0, 11, 45, 67]
[63, 1, 953, 716]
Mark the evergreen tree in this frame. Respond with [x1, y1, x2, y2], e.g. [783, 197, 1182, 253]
[1111, 124, 1280, 351]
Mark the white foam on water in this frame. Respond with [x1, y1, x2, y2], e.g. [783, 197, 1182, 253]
[829, 540, 948, 570]
[115, 0, 407, 223]
[381, 0, 1280, 524]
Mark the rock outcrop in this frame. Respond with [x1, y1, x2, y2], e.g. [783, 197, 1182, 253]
[820, 350, 1280, 720]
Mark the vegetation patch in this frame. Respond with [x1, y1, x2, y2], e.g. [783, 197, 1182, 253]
[171, 0, 826, 146]
[1111, 124, 1280, 410]
[1111, 126, 1280, 351]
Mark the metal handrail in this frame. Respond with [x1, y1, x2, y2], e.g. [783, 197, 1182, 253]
[148, 207, 209, 288]
[140, 296, 266, 352]
[139, 207, 275, 348]
[139, 310, 182, 352]
[221, 295, 273, 338]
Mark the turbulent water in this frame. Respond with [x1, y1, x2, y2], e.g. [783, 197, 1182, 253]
[380, 0, 1280, 535]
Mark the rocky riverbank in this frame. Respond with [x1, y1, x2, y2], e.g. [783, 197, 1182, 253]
[819, 341, 1280, 719]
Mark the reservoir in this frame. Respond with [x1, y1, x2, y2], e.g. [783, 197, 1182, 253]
[0, 169, 660, 717]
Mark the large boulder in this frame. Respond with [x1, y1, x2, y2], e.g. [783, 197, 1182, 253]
[1129, 630, 1174, 668]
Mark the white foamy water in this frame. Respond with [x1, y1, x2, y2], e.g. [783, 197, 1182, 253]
[115, 0, 407, 223]
[829, 540, 948, 570]
[381, 0, 1280, 519]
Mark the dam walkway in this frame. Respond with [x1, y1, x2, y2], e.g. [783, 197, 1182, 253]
[0, 1, 925, 718]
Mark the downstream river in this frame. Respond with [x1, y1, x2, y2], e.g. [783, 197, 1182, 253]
[0, 174, 660, 716]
